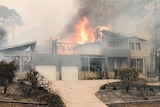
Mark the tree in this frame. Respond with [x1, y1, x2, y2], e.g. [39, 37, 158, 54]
[0, 26, 7, 46]
[0, 6, 24, 46]
[0, 61, 17, 93]
[0, 6, 23, 28]
[117, 68, 138, 93]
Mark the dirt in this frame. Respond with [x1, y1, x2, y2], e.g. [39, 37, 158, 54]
[96, 78, 160, 105]
[96, 88, 160, 103]
[0, 82, 65, 107]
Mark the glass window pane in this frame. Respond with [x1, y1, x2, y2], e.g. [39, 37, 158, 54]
[81, 57, 88, 71]
[136, 43, 141, 50]
[109, 58, 114, 71]
[137, 59, 143, 72]
[130, 59, 136, 67]
[108, 41, 122, 48]
[130, 43, 134, 50]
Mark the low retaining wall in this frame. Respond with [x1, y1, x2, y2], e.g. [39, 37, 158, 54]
[79, 71, 100, 80]
[107, 99, 160, 107]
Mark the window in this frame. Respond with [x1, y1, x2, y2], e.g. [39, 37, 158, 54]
[130, 58, 143, 72]
[81, 57, 89, 71]
[137, 59, 143, 72]
[129, 43, 134, 50]
[130, 59, 136, 67]
[136, 43, 141, 50]
[108, 41, 122, 48]
[117, 59, 122, 68]
[108, 58, 114, 71]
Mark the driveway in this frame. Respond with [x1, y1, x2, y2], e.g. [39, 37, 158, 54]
[51, 79, 118, 107]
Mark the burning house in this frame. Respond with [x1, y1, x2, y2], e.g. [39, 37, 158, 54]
[0, 16, 148, 81]
[30, 27, 147, 81]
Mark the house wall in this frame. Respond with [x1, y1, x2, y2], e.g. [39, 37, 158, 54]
[74, 42, 101, 55]
[103, 49, 130, 57]
[100, 33, 148, 77]
[129, 39, 147, 76]
[59, 55, 81, 70]
[129, 38, 146, 57]
[103, 39, 128, 49]
[130, 50, 146, 57]
[32, 54, 81, 80]
[32, 54, 59, 69]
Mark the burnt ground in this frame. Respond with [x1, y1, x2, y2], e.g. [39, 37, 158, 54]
[95, 78, 160, 104]
[0, 82, 66, 107]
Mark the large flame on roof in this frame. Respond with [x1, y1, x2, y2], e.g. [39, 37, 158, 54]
[58, 17, 94, 44]
[75, 17, 93, 44]
[57, 17, 113, 44]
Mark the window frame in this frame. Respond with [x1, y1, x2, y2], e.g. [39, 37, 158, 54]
[108, 40, 122, 48]
[129, 42, 134, 50]
[136, 43, 141, 50]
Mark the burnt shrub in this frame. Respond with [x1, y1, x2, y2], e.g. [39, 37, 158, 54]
[112, 86, 117, 90]
[136, 87, 140, 90]
[149, 87, 154, 91]
[100, 85, 106, 90]
[144, 97, 148, 100]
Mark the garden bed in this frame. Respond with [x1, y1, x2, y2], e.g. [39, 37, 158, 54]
[96, 78, 160, 105]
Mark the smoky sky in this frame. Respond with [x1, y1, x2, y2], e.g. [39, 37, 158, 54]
[1, 0, 160, 45]
[59, 0, 160, 40]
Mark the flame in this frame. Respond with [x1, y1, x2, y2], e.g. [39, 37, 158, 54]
[74, 17, 93, 44]
[57, 17, 113, 44]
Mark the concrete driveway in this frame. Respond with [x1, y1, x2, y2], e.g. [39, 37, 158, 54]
[51, 79, 118, 107]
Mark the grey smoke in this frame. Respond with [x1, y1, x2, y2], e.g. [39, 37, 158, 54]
[59, 0, 160, 40]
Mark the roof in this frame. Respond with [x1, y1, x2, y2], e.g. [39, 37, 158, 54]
[102, 30, 148, 41]
[0, 41, 37, 53]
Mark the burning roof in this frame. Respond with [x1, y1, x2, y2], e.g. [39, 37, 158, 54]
[57, 16, 112, 44]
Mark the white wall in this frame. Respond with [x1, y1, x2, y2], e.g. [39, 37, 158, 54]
[75, 43, 101, 55]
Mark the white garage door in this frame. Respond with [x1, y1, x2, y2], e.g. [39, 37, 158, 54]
[61, 66, 78, 80]
[35, 65, 56, 82]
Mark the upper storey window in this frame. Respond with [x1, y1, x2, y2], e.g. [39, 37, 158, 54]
[136, 43, 141, 50]
[129, 43, 134, 50]
[129, 42, 141, 50]
[108, 41, 122, 48]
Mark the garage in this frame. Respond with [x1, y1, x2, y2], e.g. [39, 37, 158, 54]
[61, 66, 78, 80]
[35, 65, 57, 81]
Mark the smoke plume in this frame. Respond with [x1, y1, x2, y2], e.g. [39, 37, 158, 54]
[59, 0, 160, 40]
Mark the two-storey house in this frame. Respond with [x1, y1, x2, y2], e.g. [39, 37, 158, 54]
[73, 29, 147, 78]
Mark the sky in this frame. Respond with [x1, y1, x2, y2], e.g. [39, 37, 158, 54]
[0, 0, 156, 46]
[0, 0, 78, 45]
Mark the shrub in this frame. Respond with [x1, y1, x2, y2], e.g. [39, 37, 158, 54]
[117, 68, 138, 92]
[0, 61, 17, 93]
[149, 87, 154, 91]
[100, 85, 106, 90]
[144, 97, 148, 100]
[112, 86, 117, 90]
[79, 71, 100, 80]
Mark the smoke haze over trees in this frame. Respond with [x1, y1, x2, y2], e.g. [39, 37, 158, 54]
[0, 6, 23, 28]
[0, 26, 6, 46]
[0, 5, 23, 47]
